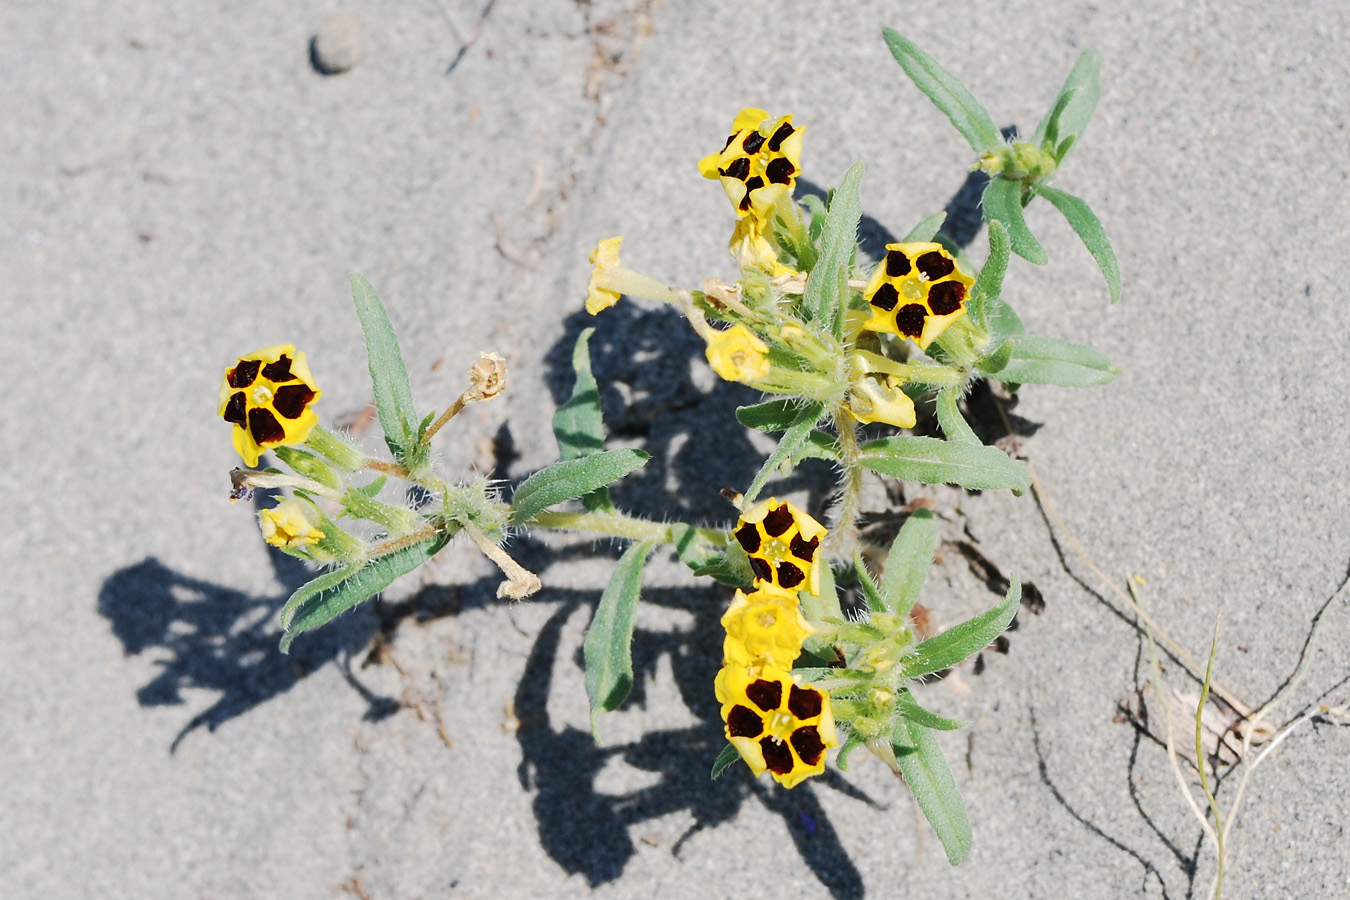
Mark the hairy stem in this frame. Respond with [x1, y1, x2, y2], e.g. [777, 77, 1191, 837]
[527, 509, 728, 548]
[825, 400, 865, 554]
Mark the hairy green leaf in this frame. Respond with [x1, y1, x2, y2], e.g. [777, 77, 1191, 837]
[892, 718, 972, 865]
[710, 743, 741, 780]
[350, 274, 420, 463]
[585, 540, 653, 739]
[996, 335, 1119, 387]
[982, 178, 1047, 265]
[510, 449, 649, 526]
[903, 576, 1021, 679]
[897, 690, 969, 731]
[744, 402, 826, 504]
[879, 508, 937, 617]
[736, 398, 821, 433]
[1032, 50, 1102, 157]
[280, 532, 453, 652]
[935, 388, 978, 445]
[970, 219, 1010, 328]
[553, 329, 614, 511]
[860, 436, 1030, 494]
[883, 28, 1001, 153]
[902, 211, 947, 243]
[1035, 184, 1121, 303]
[853, 551, 887, 614]
[802, 161, 865, 338]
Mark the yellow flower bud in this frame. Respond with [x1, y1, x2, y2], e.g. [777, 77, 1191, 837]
[704, 323, 771, 385]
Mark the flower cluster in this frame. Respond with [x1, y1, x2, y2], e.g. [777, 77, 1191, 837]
[715, 498, 837, 788]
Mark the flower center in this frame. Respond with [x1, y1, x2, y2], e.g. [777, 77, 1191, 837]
[902, 278, 925, 300]
[760, 536, 791, 563]
[766, 708, 797, 741]
[250, 383, 275, 406]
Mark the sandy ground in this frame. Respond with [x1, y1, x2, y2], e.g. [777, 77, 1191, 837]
[3, 1, 1348, 898]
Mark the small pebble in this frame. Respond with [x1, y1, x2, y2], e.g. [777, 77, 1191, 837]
[311, 10, 364, 75]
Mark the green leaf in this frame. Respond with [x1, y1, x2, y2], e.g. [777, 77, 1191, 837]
[970, 220, 1010, 329]
[879, 508, 937, 617]
[852, 551, 887, 614]
[350, 274, 420, 463]
[995, 335, 1118, 387]
[897, 689, 969, 731]
[736, 398, 817, 433]
[743, 402, 826, 504]
[903, 576, 1021, 680]
[802, 161, 864, 337]
[553, 329, 613, 511]
[510, 449, 649, 526]
[902, 211, 947, 243]
[935, 388, 978, 445]
[711, 743, 741, 780]
[801, 429, 842, 461]
[985, 296, 1025, 343]
[1034, 184, 1121, 303]
[883, 28, 1001, 154]
[279, 531, 453, 652]
[975, 339, 1012, 375]
[892, 717, 972, 865]
[834, 729, 867, 771]
[1032, 50, 1102, 158]
[981, 178, 1047, 265]
[860, 436, 1031, 494]
[691, 550, 754, 588]
[584, 539, 654, 739]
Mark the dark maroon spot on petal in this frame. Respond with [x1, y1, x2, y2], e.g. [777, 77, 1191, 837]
[788, 685, 823, 720]
[745, 678, 783, 712]
[777, 562, 805, 589]
[743, 175, 765, 197]
[895, 303, 927, 338]
[767, 121, 795, 152]
[789, 534, 819, 563]
[761, 737, 794, 774]
[724, 157, 750, 181]
[735, 523, 761, 554]
[223, 391, 247, 425]
[765, 157, 795, 185]
[916, 251, 954, 280]
[885, 249, 912, 277]
[228, 359, 261, 389]
[791, 726, 826, 765]
[750, 557, 773, 582]
[272, 384, 316, 419]
[743, 131, 765, 155]
[247, 407, 285, 445]
[869, 282, 899, 312]
[727, 705, 764, 738]
[261, 355, 295, 382]
[762, 504, 794, 537]
[928, 280, 966, 316]
[738, 193, 753, 212]
[721, 133, 736, 152]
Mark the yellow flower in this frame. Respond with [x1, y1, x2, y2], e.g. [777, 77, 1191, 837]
[258, 499, 325, 549]
[721, 585, 814, 669]
[732, 497, 828, 596]
[219, 345, 322, 467]
[848, 373, 917, 429]
[705, 324, 771, 384]
[698, 108, 805, 221]
[715, 662, 837, 789]
[728, 216, 795, 277]
[586, 236, 624, 315]
[861, 242, 974, 350]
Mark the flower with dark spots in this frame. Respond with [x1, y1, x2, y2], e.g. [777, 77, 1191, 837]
[697, 108, 805, 222]
[218, 345, 321, 467]
[714, 662, 837, 789]
[721, 584, 814, 669]
[862, 242, 973, 350]
[734, 497, 828, 596]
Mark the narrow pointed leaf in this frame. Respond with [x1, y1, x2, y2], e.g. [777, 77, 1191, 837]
[995, 335, 1118, 387]
[350, 274, 419, 462]
[982, 178, 1047, 264]
[280, 531, 453, 652]
[743, 402, 826, 504]
[985, 295, 1025, 343]
[802, 161, 865, 336]
[553, 328, 613, 510]
[510, 449, 649, 526]
[880, 508, 937, 617]
[860, 436, 1030, 494]
[1032, 50, 1102, 154]
[903, 576, 1021, 679]
[711, 743, 741, 780]
[585, 540, 654, 739]
[892, 718, 972, 865]
[1035, 185, 1121, 303]
[853, 551, 887, 613]
[736, 398, 817, 433]
[883, 28, 1001, 153]
[902, 211, 947, 243]
[897, 690, 969, 731]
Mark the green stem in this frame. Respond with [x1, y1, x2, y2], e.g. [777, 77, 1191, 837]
[825, 399, 865, 554]
[527, 509, 728, 548]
